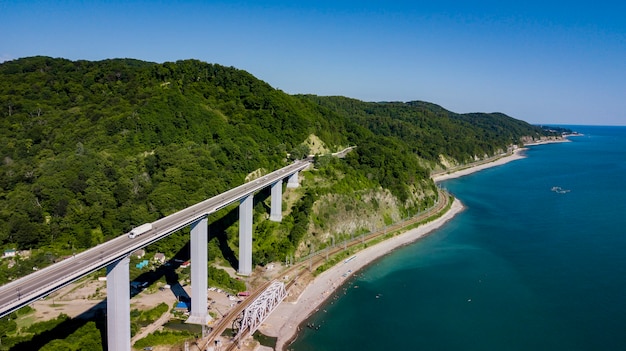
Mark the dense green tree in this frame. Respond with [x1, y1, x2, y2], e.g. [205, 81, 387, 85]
[0, 56, 559, 281]
[0, 315, 17, 340]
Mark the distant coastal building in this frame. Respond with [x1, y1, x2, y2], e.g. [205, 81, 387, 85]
[153, 253, 166, 264]
[3, 249, 16, 258]
[175, 301, 190, 312]
[132, 249, 145, 259]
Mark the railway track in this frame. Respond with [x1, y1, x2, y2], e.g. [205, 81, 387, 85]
[200, 189, 450, 350]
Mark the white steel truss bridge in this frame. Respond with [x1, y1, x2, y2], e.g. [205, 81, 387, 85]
[232, 281, 287, 341]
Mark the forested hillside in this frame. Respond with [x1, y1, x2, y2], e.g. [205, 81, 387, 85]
[300, 96, 547, 164]
[0, 57, 554, 281]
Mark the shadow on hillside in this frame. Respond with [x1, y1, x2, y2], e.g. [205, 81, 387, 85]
[10, 188, 272, 350]
[8, 305, 106, 351]
[131, 187, 270, 294]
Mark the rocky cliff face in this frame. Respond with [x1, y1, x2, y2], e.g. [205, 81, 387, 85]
[520, 135, 565, 144]
[298, 180, 437, 256]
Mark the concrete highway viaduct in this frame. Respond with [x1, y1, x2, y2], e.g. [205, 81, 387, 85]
[0, 159, 311, 350]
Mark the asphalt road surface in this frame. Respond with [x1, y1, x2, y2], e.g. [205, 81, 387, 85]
[0, 160, 310, 318]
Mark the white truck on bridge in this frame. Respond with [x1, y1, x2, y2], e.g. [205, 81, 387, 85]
[128, 223, 152, 239]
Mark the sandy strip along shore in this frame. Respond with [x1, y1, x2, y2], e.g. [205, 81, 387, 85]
[432, 148, 528, 182]
[432, 137, 571, 182]
[260, 198, 464, 351]
[259, 141, 567, 351]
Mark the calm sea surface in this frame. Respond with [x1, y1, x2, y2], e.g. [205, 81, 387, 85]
[290, 126, 626, 351]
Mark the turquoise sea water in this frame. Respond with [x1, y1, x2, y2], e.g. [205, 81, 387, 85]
[290, 126, 626, 351]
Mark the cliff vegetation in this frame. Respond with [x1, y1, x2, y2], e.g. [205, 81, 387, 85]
[0, 57, 557, 283]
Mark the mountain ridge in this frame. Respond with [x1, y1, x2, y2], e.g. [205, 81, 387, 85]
[0, 56, 558, 279]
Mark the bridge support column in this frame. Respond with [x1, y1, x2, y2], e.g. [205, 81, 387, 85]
[106, 256, 130, 351]
[238, 194, 253, 275]
[287, 171, 299, 188]
[187, 217, 211, 327]
[269, 180, 283, 222]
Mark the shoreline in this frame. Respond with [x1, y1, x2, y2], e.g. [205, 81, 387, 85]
[261, 198, 465, 351]
[432, 137, 571, 182]
[432, 148, 528, 182]
[260, 138, 568, 351]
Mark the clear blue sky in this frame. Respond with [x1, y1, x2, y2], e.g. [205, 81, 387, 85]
[2, 1, 625, 125]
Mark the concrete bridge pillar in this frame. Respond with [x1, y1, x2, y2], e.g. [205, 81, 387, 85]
[270, 180, 283, 222]
[238, 194, 253, 275]
[106, 256, 130, 351]
[187, 217, 211, 326]
[287, 171, 299, 188]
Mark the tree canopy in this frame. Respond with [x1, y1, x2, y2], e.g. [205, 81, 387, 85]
[0, 56, 557, 277]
